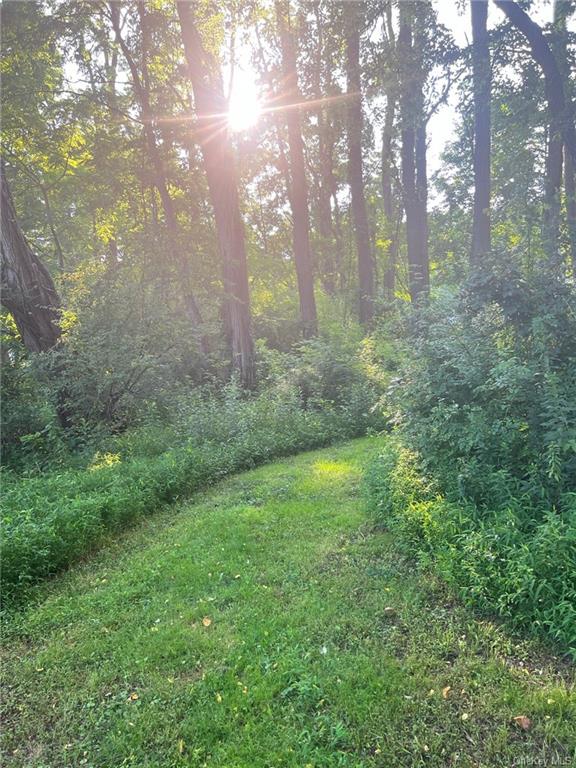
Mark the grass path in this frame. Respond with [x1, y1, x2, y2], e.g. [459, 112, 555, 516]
[2, 438, 575, 768]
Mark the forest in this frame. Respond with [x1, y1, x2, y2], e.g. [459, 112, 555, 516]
[1, 0, 576, 766]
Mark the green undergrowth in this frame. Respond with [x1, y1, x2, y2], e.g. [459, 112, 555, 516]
[2, 439, 575, 768]
[2, 388, 381, 606]
[365, 439, 576, 658]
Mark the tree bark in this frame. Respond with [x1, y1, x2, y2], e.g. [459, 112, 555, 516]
[276, 0, 318, 336]
[1, 166, 73, 428]
[399, 2, 429, 302]
[553, 0, 576, 271]
[471, 0, 491, 263]
[566, 145, 576, 273]
[313, 1, 337, 296]
[1, 167, 61, 353]
[381, 2, 399, 300]
[177, 1, 255, 387]
[494, 0, 576, 262]
[346, 2, 375, 325]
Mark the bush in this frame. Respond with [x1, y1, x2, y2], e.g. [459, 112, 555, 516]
[366, 266, 576, 656]
[366, 442, 576, 657]
[2, 380, 384, 606]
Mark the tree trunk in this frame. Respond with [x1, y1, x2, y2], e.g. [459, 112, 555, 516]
[1, 167, 61, 353]
[382, 91, 398, 299]
[415, 119, 429, 288]
[109, 2, 204, 337]
[1, 167, 72, 428]
[313, 1, 337, 296]
[471, 0, 491, 263]
[381, 1, 399, 300]
[566, 146, 576, 273]
[177, 1, 255, 388]
[276, 0, 317, 337]
[399, 2, 429, 302]
[493, 0, 576, 263]
[346, 2, 375, 325]
[553, 1, 576, 271]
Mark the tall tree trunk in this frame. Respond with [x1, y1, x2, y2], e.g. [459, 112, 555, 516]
[493, 0, 576, 263]
[566, 146, 576, 273]
[177, 1, 255, 387]
[382, 92, 398, 299]
[346, 1, 374, 325]
[313, 1, 337, 296]
[109, 2, 204, 337]
[399, 2, 429, 302]
[415, 118, 429, 284]
[276, 1, 317, 337]
[1, 167, 72, 428]
[553, 0, 576, 271]
[381, 1, 399, 299]
[471, 0, 491, 263]
[1, 168, 61, 352]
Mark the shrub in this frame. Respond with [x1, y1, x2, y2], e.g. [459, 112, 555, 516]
[2, 381, 384, 606]
[366, 442, 576, 656]
[366, 266, 576, 656]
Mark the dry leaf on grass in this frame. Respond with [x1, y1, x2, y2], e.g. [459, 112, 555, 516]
[512, 715, 532, 730]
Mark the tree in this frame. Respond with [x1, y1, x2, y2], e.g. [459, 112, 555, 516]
[553, 0, 576, 271]
[471, 0, 491, 263]
[345, 1, 374, 325]
[398, 1, 429, 301]
[494, 0, 576, 262]
[177, 1, 255, 387]
[109, 2, 204, 337]
[380, 0, 400, 299]
[1, 165, 61, 353]
[275, 0, 317, 337]
[310, 0, 338, 296]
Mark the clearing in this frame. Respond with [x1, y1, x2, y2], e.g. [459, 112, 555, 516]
[2, 438, 575, 767]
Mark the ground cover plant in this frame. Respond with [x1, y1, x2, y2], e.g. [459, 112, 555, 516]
[3, 440, 575, 768]
[2, 1, 576, 765]
[3, 367, 384, 605]
[366, 270, 576, 656]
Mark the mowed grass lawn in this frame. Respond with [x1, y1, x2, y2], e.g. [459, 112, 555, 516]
[2, 438, 575, 768]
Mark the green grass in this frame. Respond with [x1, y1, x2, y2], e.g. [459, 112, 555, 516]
[2, 438, 575, 768]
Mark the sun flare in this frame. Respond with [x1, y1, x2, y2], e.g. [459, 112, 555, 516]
[228, 71, 261, 132]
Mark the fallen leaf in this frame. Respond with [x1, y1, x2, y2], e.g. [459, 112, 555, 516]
[178, 739, 185, 755]
[215, 692, 222, 703]
[202, 617, 212, 628]
[513, 715, 531, 730]
[128, 692, 139, 701]
[442, 686, 451, 700]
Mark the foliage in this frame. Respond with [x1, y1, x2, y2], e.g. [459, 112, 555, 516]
[3, 439, 574, 768]
[2, 375, 384, 605]
[366, 442, 576, 657]
[366, 267, 576, 656]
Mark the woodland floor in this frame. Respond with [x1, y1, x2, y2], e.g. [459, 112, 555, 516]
[2, 437, 575, 768]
